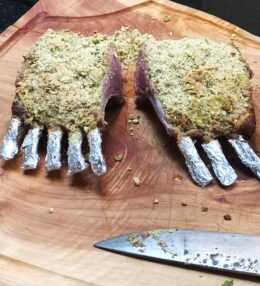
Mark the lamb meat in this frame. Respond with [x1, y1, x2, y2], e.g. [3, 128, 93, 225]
[0, 29, 126, 175]
[135, 38, 259, 186]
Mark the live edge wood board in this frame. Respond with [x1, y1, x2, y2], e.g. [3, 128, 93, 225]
[0, 0, 259, 285]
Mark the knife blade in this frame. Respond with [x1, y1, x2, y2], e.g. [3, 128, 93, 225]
[94, 229, 260, 276]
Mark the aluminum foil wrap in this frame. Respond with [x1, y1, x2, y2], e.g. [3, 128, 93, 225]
[21, 127, 43, 169]
[67, 131, 87, 175]
[202, 140, 237, 186]
[0, 117, 21, 160]
[45, 129, 62, 171]
[178, 136, 213, 187]
[229, 135, 260, 179]
[87, 128, 106, 176]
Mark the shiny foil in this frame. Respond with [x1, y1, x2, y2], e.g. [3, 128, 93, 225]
[67, 131, 87, 175]
[45, 128, 62, 171]
[229, 135, 260, 179]
[87, 128, 106, 176]
[0, 117, 21, 160]
[178, 136, 213, 187]
[202, 140, 237, 186]
[21, 127, 43, 169]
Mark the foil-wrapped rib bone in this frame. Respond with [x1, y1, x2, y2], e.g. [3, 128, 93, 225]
[178, 136, 213, 187]
[0, 117, 22, 160]
[229, 135, 260, 179]
[67, 131, 87, 175]
[202, 140, 237, 186]
[87, 128, 106, 176]
[45, 128, 62, 171]
[21, 126, 43, 169]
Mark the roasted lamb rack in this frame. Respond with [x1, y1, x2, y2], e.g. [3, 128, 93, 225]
[135, 38, 259, 186]
[0, 29, 125, 175]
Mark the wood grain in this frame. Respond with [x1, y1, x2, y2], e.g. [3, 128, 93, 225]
[0, 0, 259, 285]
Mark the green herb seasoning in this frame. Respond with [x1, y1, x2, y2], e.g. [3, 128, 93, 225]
[144, 38, 252, 138]
[15, 27, 154, 133]
[163, 15, 171, 22]
[221, 279, 234, 286]
[114, 153, 123, 162]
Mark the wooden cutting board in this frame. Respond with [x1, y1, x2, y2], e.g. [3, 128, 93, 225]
[0, 0, 259, 285]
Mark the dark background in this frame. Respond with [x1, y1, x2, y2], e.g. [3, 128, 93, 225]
[0, 0, 259, 36]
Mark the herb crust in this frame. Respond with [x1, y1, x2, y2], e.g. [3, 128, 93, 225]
[15, 28, 153, 133]
[143, 38, 253, 138]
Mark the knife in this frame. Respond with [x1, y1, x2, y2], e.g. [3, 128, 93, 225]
[94, 229, 260, 276]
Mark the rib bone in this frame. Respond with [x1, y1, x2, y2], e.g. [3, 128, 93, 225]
[21, 126, 43, 169]
[202, 140, 237, 186]
[229, 135, 260, 179]
[45, 128, 62, 171]
[67, 131, 87, 175]
[178, 136, 213, 187]
[87, 128, 106, 176]
[0, 117, 22, 160]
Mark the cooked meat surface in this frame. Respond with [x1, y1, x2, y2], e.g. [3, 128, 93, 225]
[1, 27, 153, 174]
[135, 38, 259, 186]
[1, 29, 258, 184]
[14, 28, 152, 133]
[135, 38, 255, 140]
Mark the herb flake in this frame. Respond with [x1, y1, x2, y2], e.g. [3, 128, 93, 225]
[163, 15, 171, 22]
[114, 153, 123, 162]
[221, 279, 233, 286]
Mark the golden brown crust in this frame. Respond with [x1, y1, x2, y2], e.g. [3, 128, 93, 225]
[140, 39, 255, 139]
[136, 43, 256, 141]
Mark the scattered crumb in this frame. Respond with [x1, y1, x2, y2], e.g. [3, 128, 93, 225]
[127, 235, 144, 248]
[230, 33, 237, 41]
[173, 174, 183, 183]
[181, 202, 188, 207]
[153, 198, 159, 204]
[224, 214, 232, 221]
[201, 207, 208, 212]
[114, 153, 123, 162]
[169, 32, 173, 37]
[241, 180, 246, 183]
[163, 15, 171, 22]
[129, 114, 141, 129]
[48, 208, 54, 214]
[133, 176, 140, 186]
[130, 133, 134, 136]
[132, 119, 139, 124]
[127, 167, 132, 171]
